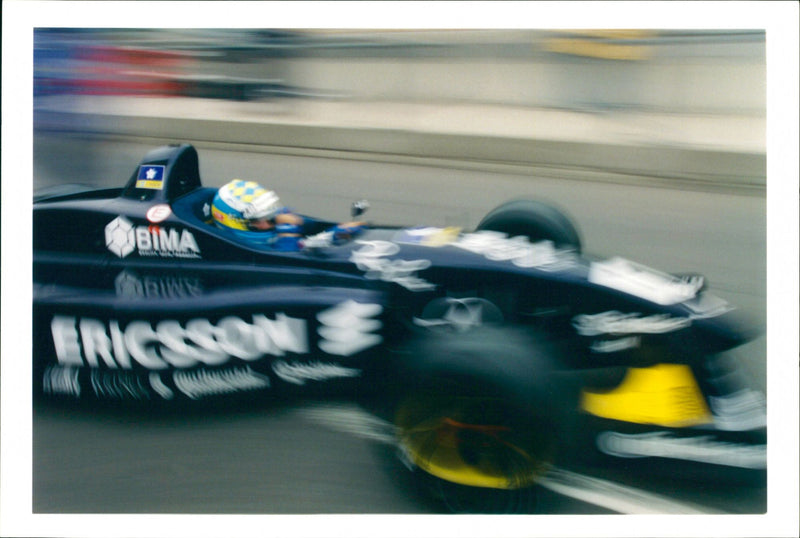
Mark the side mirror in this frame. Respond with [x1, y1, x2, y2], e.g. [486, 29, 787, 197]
[351, 199, 370, 219]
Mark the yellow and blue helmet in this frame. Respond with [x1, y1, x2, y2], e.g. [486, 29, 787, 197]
[212, 180, 283, 231]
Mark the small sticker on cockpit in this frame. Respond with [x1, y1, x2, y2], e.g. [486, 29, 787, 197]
[393, 227, 461, 247]
[136, 165, 165, 190]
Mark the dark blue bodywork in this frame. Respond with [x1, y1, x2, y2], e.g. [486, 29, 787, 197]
[33, 143, 754, 405]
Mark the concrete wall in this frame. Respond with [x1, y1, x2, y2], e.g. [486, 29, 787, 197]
[287, 57, 765, 113]
[278, 30, 765, 114]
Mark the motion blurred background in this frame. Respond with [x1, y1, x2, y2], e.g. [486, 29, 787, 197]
[34, 28, 765, 111]
[33, 28, 766, 191]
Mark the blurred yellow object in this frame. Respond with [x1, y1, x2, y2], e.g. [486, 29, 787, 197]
[559, 30, 655, 40]
[423, 227, 461, 247]
[400, 418, 521, 489]
[545, 30, 653, 60]
[135, 179, 164, 190]
[580, 363, 713, 427]
[546, 38, 650, 60]
[395, 394, 551, 490]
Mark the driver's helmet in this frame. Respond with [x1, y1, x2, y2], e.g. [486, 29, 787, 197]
[211, 179, 283, 231]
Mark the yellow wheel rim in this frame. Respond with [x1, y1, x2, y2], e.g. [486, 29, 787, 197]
[396, 394, 553, 489]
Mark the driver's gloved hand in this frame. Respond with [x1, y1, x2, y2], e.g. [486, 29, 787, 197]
[331, 222, 367, 243]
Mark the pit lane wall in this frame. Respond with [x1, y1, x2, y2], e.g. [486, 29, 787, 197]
[33, 29, 766, 190]
[36, 106, 763, 190]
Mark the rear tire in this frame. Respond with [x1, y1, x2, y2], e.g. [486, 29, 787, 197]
[476, 199, 582, 253]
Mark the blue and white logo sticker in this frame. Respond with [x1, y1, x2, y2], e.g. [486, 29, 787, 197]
[393, 227, 460, 247]
[136, 165, 165, 190]
[105, 216, 201, 259]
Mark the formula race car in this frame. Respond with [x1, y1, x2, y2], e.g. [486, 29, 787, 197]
[33, 143, 766, 513]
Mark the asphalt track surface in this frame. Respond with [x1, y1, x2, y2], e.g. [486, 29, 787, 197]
[31, 135, 768, 517]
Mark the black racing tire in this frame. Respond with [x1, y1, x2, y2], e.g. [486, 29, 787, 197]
[476, 199, 582, 253]
[394, 384, 552, 513]
[390, 326, 568, 513]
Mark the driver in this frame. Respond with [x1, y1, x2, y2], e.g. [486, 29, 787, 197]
[211, 179, 365, 250]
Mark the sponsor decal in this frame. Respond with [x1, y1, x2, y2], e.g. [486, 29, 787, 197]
[105, 216, 201, 259]
[350, 241, 435, 291]
[588, 257, 703, 305]
[682, 292, 734, 319]
[43, 365, 81, 397]
[90, 369, 151, 400]
[115, 270, 203, 300]
[453, 231, 577, 271]
[413, 297, 503, 331]
[393, 227, 461, 247]
[596, 431, 766, 469]
[146, 204, 172, 223]
[136, 165, 165, 190]
[49, 302, 385, 372]
[317, 301, 384, 356]
[273, 360, 361, 385]
[173, 366, 270, 400]
[708, 389, 767, 431]
[41, 364, 273, 401]
[701, 353, 767, 431]
[51, 313, 309, 370]
[589, 336, 641, 354]
[149, 372, 174, 399]
[105, 216, 136, 257]
[572, 311, 691, 337]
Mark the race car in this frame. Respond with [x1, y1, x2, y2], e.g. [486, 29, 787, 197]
[33, 143, 766, 513]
